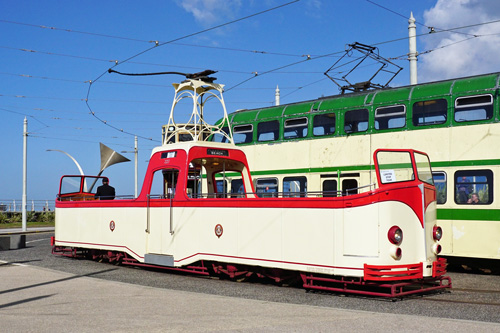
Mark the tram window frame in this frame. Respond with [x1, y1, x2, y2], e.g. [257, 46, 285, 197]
[257, 120, 280, 142]
[322, 179, 338, 197]
[211, 126, 231, 143]
[313, 112, 336, 136]
[283, 176, 307, 197]
[454, 170, 493, 205]
[454, 94, 493, 123]
[284, 117, 308, 139]
[412, 99, 447, 126]
[233, 124, 253, 144]
[375, 105, 406, 130]
[255, 178, 278, 197]
[433, 171, 447, 205]
[344, 109, 369, 134]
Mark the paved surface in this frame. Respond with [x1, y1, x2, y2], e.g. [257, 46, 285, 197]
[0, 227, 55, 235]
[1, 263, 500, 332]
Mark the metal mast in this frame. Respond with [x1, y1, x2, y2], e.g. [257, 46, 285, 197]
[408, 12, 418, 85]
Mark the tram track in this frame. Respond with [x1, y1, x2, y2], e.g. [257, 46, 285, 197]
[419, 296, 500, 307]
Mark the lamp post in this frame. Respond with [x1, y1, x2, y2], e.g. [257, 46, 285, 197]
[121, 136, 138, 197]
[46, 149, 85, 175]
[22, 117, 27, 231]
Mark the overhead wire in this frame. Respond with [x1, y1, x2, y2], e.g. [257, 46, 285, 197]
[0, 18, 310, 58]
[364, 0, 479, 37]
[5, 1, 500, 142]
[85, 0, 301, 141]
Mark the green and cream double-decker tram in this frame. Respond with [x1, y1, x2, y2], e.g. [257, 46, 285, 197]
[207, 72, 500, 264]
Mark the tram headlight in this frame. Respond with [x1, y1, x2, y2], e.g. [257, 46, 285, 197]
[433, 225, 443, 241]
[388, 226, 403, 245]
[433, 243, 442, 255]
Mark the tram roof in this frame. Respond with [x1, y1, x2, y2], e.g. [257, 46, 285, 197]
[228, 71, 500, 123]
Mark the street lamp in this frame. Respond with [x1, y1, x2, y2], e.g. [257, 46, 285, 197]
[46, 149, 85, 175]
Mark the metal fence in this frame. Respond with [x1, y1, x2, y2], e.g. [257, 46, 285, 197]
[0, 199, 55, 212]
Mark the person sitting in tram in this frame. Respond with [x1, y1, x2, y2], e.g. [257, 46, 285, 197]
[467, 192, 480, 204]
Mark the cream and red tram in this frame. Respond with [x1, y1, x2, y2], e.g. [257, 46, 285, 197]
[53, 78, 449, 297]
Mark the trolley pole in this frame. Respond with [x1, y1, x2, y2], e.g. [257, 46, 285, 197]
[22, 117, 27, 231]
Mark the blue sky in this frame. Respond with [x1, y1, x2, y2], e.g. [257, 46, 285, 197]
[1, 0, 500, 204]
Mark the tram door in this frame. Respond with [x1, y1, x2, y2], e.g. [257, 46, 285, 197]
[146, 169, 178, 255]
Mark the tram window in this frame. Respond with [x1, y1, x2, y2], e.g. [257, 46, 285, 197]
[257, 120, 280, 142]
[433, 172, 447, 204]
[454, 94, 493, 122]
[283, 176, 307, 197]
[322, 179, 338, 197]
[313, 113, 335, 136]
[344, 109, 368, 134]
[212, 127, 230, 143]
[233, 124, 253, 144]
[415, 152, 434, 185]
[342, 179, 358, 196]
[256, 178, 278, 197]
[454, 170, 493, 205]
[230, 178, 245, 197]
[60, 176, 83, 195]
[284, 117, 308, 139]
[412, 99, 447, 126]
[150, 169, 179, 199]
[216, 180, 228, 198]
[375, 105, 406, 130]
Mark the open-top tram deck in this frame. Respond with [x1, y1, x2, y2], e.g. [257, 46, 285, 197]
[53, 77, 450, 297]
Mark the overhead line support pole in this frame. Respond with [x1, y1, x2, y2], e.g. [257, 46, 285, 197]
[22, 117, 27, 231]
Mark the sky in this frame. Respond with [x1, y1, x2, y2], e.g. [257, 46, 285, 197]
[1, 0, 500, 208]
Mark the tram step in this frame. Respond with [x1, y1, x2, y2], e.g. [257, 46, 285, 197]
[144, 253, 174, 267]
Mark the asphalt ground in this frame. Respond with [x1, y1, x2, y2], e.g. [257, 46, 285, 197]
[2, 263, 500, 333]
[1, 229, 500, 332]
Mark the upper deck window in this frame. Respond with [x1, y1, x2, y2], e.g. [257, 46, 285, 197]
[284, 117, 308, 139]
[212, 127, 230, 143]
[313, 113, 335, 136]
[257, 120, 280, 142]
[344, 109, 368, 134]
[412, 99, 447, 126]
[454, 94, 493, 122]
[233, 124, 253, 144]
[375, 105, 406, 130]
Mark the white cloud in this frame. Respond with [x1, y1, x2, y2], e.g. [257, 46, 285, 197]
[419, 0, 500, 82]
[177, 0, 243, 26]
